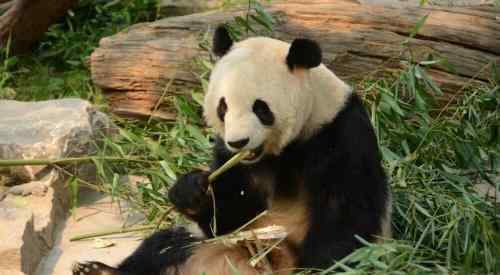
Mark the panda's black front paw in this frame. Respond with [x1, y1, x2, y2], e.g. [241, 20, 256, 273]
[168, 170, 211, 218]
[72, 261, 121, 275]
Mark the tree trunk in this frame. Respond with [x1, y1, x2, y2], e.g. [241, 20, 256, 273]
[90, 0, 500, 118]
[0, 0, 78, 54]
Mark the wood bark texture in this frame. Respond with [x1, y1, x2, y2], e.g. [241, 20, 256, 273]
[90, 0, 500, 118]
[0, 0, 78, 54]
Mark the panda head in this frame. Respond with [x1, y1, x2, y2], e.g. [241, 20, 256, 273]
[204, 25, 351, 164]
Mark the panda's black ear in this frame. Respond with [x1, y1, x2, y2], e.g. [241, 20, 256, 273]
[286, 39, 322, 70]
[213, 25, 233, 57]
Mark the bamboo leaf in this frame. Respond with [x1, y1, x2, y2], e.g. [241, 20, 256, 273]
[160, 160, 177, 181]
[409, 14, 429, 39]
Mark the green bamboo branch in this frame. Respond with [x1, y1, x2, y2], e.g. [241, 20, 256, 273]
[0, 156, 154, 167]
[208, 150, 251, 183]
[70, 225, 156, 242]
[68, 151, 251, 242]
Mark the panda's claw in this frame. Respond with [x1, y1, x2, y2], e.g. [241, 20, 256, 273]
[71, 261, 121, 275]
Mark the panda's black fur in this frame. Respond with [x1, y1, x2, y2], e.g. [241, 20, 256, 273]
[72, 27, 389, 275]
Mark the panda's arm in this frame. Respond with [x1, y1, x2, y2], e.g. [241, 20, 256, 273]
[298, 101, 389, 268]
[194, 137, 267, 238]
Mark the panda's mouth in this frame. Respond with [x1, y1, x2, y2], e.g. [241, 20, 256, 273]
[241, 144, 264, 164]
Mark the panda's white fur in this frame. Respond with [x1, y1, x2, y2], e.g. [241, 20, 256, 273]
[204, 37, 352, 158]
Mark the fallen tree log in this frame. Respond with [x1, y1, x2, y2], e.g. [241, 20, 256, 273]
[0, 0, 78, 53]
[90, 0, 500, 118]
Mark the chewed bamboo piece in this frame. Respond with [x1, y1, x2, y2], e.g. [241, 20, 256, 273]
[194, 225, 288, 271]
[231, 226, 287, 271]
[228, 226, 287, 271]
[221, 225, 287, 244]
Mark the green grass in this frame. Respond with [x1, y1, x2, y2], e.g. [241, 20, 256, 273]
[0, 0, 159, 101]
[355, 70, 499, 274]
[1, 0, 499, 274]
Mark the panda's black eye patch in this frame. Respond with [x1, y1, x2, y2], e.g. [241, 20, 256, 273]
[253, 99, 274, 126]
[217, 97, 227, 122]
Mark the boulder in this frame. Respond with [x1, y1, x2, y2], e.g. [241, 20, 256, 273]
[0, 98, 117, 275]
[0, 180, 66, 275]
[36, 189, 144, 275]
[0, 98, 116, 180]
[0, 197, 33, 274]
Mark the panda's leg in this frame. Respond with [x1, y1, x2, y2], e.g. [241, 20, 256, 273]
[72, 261, 126, 275]
[118, 226, 199, 274]
[72, 227, 199, 275]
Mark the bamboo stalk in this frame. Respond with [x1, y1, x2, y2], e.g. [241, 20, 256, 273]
[0, 156, 154, 167]
[0, 157, 91, 167]
[208, 150, 251, 183]
[70, 225, 156, 242]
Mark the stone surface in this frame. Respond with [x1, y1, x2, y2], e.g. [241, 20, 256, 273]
[36, 189, 143, 275]
[0, 174, 69, 275]
[6, 170, 57, 197]
[474, 181, 500, 203]
[0, 98, 118, 275]
[0, 197, 33, 275]
[0, 98, 117, 180]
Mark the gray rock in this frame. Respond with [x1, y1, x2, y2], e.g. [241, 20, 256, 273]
[474, 181, 500, 203]
[0, 167, 69, 275]
[7, 170, 57, 197]
[0, 198, 33, 274]
[0, 98, 117, 275]
[0, 98, 117, 180]
[0, 181, 68, 275]
[36, 189, 143, 275]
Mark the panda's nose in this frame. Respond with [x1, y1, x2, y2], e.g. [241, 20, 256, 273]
[227, 138, 249, 149]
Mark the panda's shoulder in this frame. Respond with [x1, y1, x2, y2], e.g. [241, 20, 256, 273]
[330, 93, 372, 130]
[306, 93, 376, 150]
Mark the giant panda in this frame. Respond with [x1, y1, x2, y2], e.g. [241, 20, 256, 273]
[72, 25, 391, 275]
